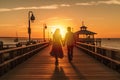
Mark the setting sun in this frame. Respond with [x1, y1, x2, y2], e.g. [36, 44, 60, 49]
[50, 25, 67, 39]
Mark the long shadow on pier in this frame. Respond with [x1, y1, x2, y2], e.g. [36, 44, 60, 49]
[70, 62, 87, 80]
[51, 66, 69, 80]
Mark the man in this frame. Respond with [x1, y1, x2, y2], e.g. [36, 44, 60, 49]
[64, 27, 75, 62]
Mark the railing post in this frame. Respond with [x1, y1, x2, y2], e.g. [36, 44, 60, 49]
[0, 42, 49, 76]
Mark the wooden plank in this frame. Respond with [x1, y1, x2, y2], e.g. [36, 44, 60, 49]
[0, 46, 120, 80]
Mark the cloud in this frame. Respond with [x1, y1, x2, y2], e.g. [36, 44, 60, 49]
[0, 5, 58, 12]
[98, 0, 120, 5]
[60, 4, 71, 7]
[39, 5, 58, 9]
[0, 0, 120, 12]
[75, 0, 120, 6]
[0, 8, 11, 12]
[76, 2, 96, 6]
[0, 4, 72, 12]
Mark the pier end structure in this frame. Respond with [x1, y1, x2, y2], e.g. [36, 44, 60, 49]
[74, 22, 101, 46]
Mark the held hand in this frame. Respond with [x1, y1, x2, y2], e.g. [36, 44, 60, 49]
[63, 44, 65, 47]
[62, 42, 65, 47]
[62, 40, 65, 47]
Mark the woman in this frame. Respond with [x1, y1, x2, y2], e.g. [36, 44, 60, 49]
[50, 29, 64, 66]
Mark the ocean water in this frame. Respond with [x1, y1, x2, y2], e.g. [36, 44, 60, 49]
[0, 37, 28, 44]
[0, 37, 120, 50]
[101, 38, 120, 50]
[0, 37, 44, 48]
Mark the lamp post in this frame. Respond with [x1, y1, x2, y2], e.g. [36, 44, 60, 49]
[43, 24, 47, 42]
[28, 11, 35, 42]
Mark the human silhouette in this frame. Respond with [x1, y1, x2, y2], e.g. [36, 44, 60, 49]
[64, 27, 75, 62]
[50, 29, 64, 66]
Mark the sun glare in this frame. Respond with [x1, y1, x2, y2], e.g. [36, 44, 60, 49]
[51, 25, 67, 39]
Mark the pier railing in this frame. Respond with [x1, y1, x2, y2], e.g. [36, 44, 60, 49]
[76, 42, 120, 72]
[0, 42, 49, 76]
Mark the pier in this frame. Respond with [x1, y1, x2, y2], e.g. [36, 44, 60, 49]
[0, 0, 120, 79]
[0, 42, 120, 80]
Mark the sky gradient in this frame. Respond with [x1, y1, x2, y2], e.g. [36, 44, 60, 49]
[0, 0, 120, 38]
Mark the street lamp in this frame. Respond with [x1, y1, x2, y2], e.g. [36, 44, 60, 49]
[43, 24, 47, 42]
[28, 11, 35, 42]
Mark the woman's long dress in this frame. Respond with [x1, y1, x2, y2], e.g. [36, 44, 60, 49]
[50, 34, 64, 58]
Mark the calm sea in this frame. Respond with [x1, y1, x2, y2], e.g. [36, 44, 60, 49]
[101, 38, 120, 50]
[0, 37, 43, 46]
[0, 37, 28, 44]
[0, 37, 120, 50]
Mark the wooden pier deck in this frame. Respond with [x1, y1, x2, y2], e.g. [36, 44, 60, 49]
[0, 46, 120, 80]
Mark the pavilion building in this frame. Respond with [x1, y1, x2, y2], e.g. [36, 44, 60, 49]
[74, 22, 97, 45]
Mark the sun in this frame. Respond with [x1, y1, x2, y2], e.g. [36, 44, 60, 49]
[51, 25, 67, 39]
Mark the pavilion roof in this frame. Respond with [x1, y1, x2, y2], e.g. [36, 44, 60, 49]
[75, 30, 97, 35]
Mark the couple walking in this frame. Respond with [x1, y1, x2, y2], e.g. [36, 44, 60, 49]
[50, 27, 75, 66]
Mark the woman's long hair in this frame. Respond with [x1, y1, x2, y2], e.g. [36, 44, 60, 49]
[53, 28, 62, 43]
[54, 28, 60, 35]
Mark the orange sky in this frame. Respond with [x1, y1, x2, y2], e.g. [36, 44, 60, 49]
[0, 0, 120, 38]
